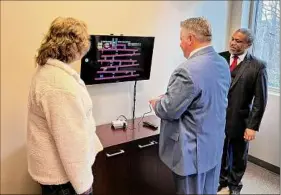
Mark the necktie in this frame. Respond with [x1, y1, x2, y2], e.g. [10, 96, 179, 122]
[230, 55, 239, 72]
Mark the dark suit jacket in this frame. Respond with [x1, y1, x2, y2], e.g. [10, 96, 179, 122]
[220, 51, 268, 138]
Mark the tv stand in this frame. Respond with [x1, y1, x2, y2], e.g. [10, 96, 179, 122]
[92, 115, 176, 195]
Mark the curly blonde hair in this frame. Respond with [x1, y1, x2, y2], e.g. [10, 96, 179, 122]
[36, 17, 90, 66]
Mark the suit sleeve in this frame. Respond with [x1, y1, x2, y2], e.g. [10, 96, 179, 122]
[247, 65, 268, 131]
[154, 68, 198, 120]
[40, 90, 93, 194]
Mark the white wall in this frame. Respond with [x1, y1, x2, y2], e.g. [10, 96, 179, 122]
[83, 1, 231, 125]
[228, 1, 280, 167]
[1, 1, 230, 194]
[249, 94, 280, 167]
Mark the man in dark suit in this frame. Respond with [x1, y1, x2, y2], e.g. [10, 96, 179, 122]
[218, 28, 268, 195]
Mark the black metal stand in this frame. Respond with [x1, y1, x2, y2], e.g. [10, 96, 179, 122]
[110, 33, 136, 129]
[132, 80, 137, 127]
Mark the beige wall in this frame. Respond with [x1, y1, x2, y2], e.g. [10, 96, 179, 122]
[1, 1, 230, 194]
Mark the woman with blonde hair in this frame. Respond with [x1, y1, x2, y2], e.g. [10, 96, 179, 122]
[27, 17, 102, 195]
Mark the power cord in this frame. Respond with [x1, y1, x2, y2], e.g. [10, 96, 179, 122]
[137, 104, 153, 130]
[116, 115, 128, 121]
[115, 104, 153, 131]
[115, 114, 136, 130]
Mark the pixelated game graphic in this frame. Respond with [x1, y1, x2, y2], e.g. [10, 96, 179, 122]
[89, 38, 142, 81]
[81, 35, 154, 85]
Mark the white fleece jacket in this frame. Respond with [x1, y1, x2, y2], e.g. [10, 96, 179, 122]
[27, 59, 103, 194]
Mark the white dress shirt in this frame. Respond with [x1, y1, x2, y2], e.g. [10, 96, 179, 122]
[230, 52, 247, 66]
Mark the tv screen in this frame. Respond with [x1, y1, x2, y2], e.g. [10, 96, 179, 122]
[80, 35, 155, 85]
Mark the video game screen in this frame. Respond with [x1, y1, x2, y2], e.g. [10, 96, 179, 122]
[80, 35, 155, 85]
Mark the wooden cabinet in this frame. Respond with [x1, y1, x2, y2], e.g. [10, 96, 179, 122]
[92, 116, 176, 195]
[130, 136, 160, 195]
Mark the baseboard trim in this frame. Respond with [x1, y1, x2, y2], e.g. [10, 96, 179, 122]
[248, 155, 280, 175]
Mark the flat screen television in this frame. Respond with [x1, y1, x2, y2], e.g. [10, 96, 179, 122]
[80, 35, 155, 85]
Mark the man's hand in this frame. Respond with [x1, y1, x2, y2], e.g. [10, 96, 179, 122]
[244, 128, 256, 141]
[158, 94, 164, 98]
[149, 99, 158, 110]
[149, 95, 164, 110]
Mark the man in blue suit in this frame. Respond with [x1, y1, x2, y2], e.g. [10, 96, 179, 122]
[149, 17, 231, 194]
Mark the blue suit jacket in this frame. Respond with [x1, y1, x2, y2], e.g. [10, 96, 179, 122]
[155, 46, 231, 176]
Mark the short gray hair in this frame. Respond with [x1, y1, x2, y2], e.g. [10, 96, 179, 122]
[235, 28, 254, 46]
[180, 17, 212, 42]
